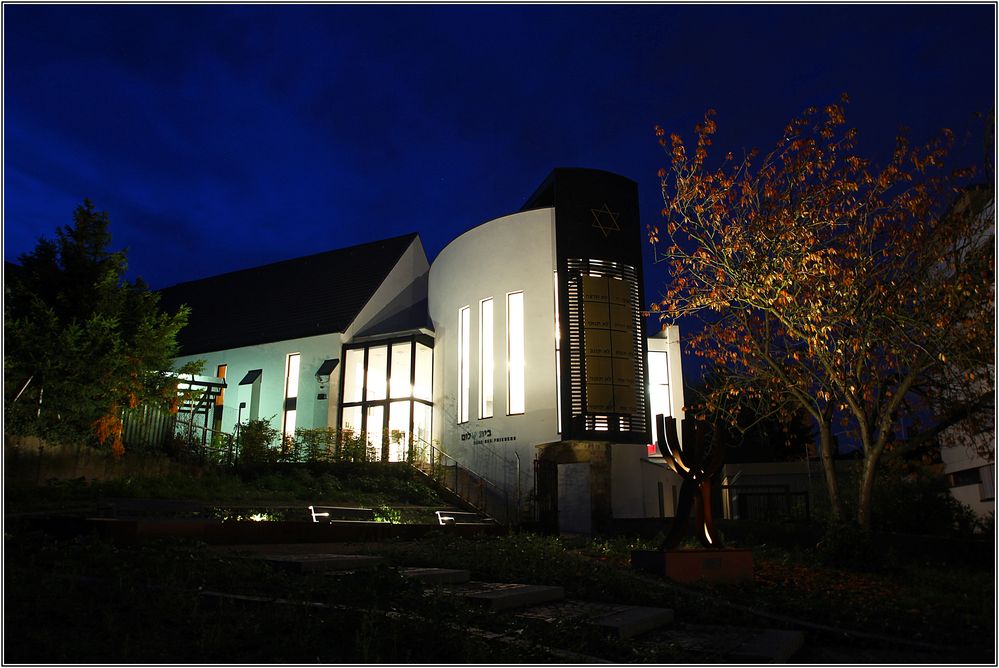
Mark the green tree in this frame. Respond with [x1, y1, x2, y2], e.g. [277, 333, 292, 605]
[5, 200, 192, 455]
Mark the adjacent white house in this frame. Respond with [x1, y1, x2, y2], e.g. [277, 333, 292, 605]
[159, 168, 686, 530]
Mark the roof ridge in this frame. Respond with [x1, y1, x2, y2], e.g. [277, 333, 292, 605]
[159, 232, 419, 290]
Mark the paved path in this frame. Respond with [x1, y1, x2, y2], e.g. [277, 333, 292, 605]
[215, 542, 805, 662]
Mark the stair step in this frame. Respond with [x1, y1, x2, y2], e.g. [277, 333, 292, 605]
[400, 567, 472, 584]
[256, 553, 384, 573]
[444, 581, 565, 611]
[638, 624, 805, 662]
[517, 600, 674, 639]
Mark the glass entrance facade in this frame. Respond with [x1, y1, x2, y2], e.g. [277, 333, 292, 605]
[338, 333, 433, 462]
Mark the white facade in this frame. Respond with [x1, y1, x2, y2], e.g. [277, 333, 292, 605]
[941, 442, 995, 518]
[428, 208, 559, 492]
[173, 331, 343, 435]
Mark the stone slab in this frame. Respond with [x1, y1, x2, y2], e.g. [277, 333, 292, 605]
[447, 581, 565, 611]
[631, 548, 753, 584]
[734, 628, 805, 662]
[399, 567, 471, 584]
[590, 604, 675, 639]
[652, 624, 805, 662]
[258, 553, 384, 573]
[518, 600, 674, 639]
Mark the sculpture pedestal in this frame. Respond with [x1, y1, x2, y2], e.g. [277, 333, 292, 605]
[631, 548, 753, 584]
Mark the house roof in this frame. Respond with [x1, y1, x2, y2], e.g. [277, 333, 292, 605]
[157, 233, 420, 355]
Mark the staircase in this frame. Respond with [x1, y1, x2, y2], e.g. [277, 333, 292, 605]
[410, 439, 520, 526]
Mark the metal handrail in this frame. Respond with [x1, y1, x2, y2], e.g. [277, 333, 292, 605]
[411, 436, 514, 525]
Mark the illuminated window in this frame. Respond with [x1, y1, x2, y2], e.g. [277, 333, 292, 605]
[554, 272, 562, 433]
[458, 305, 470, 423]
[366, 405, 384, 459]
[388, 401, 411, 461]
[343, 348, 365, 403]
[648, 350, 671, 425]
[480, 298, 494, 418]
[366, 345, 388, 401]
[390, 342, 412, 399]
[507, 291, 525, 414]
[339, 334, 433, 463]
[414, 342, 433, 401]
[215, 364, 227, 406]
[282, 353, 300, 442]
[213, 364, 227, 431]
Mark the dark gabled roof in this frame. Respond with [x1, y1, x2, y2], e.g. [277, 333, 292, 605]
[158, 233, 419, 356]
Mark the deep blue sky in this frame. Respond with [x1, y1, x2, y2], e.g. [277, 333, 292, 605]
[5, 3, 995, 308]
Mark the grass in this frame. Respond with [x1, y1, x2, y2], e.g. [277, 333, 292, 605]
[5, 463, 445, 513]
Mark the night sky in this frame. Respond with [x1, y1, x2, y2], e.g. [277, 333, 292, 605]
[4, 4, 995, 311]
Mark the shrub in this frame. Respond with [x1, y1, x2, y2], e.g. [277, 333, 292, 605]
[237, 419, 280, 465]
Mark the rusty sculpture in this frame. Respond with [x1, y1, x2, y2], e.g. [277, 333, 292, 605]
[656, 413, 726, 550]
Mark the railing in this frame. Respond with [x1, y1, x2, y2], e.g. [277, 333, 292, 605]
[175, 420, 238, 468]
[721, 484, 810, 521]
[410, 437, 517, 526]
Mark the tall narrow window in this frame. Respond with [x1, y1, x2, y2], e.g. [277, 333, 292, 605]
[479, 298, 494, 418]
[458, 305, 470, 423]
[554, 272, 562, 433]
[507, 291, 525, 414]
[648, 350, 671, 426]
[213, 364, 227, 432]
[283, 353, 301, 442]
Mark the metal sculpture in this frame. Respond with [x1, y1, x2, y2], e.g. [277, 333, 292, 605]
[655, 413, 726, 550]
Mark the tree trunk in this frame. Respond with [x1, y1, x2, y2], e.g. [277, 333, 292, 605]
[857, 452, 880, 531]
[817, 418, 842, 523]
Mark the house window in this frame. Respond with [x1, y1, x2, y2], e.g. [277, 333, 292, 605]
[213, 364, 227, 431]
[282, 353, 300, 442]
[343, 348, 365, 403]
[458, 305, 470, 423]
[366, 345, 388, 401]
[949, 467, 982, 487]
[480, 298, 494, 418]
[338, 334, 434, 462]
[554, 272, 562, 433]
[507, 291, 525, 414]
[648, 350, 671, 425]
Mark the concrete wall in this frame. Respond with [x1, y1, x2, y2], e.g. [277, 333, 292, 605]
[172, 331, 344, 435]
[428, 208, 559, 495]
[5, 435, 203, 484]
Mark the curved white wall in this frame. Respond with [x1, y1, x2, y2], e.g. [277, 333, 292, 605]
[428, 208, 558, 494]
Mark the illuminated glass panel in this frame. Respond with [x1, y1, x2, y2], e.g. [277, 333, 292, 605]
[285, 353, 300, 399]
[458, 306, 470, 423]
[388, 400, 411, 462]
[413, 402, 432, 456]
[414, 342, 433, 401]
[283, 409, 297, 441]
[343, 348, 365, 403]
[507, 291, 525, 414]
[390, 342, 413, 398]
[480, 298, 494, 418]
[283, 353, 300, 441]
[215, 364, 227, 406]
[341, 405, 362, 434]
[554, 272, 561, 433]
[366, 405, 384, 460]
[648, 350, 670, 427]
[366, 345, 388, 401]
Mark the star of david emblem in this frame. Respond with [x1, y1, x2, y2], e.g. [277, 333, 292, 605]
[590, 203, 621, 237]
